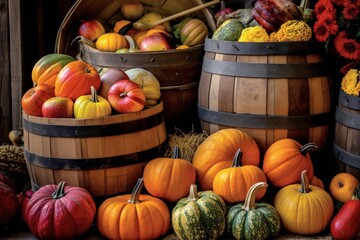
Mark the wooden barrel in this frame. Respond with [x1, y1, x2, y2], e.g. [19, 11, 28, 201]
[55, 0, 216, 132]
[198, 38, 332, 154]
[78, 43, 202, 132]
[333, 91, 360, 180]
[22, 102, 167, 197]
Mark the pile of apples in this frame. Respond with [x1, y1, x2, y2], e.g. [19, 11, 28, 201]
[77, 1, 208, 52]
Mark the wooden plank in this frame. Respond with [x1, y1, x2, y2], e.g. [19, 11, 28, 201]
[1, 0, 11, 144]
[9, 0, 24, 132]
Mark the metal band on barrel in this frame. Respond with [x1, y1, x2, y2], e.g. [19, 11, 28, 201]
[22, 112, 163, 138]
[198, 105, 330, 129]
[24, 142, 166, 170]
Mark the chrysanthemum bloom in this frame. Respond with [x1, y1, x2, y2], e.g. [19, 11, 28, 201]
[341, 69, 360, 96]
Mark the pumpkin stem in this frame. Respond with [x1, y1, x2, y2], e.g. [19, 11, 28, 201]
[300, 143, 317, 156]
[90, 86, 99, 102]
[172, 145, 180, 159]
[242, 182, 267, 211]
[85, 67, 92, 73]
[298, 170, 311, 193]
[128, 178, 144, 204]
[124, 35, 136, 49]
[231, 148, 243, 167]
[52, 181, 66, 199]
[188, 184, 199, 201]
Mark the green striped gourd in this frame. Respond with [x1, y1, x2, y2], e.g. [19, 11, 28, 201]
[227, 182, 281, 240]
[212, 19, 245, 41]
[172, 184, 226, 240]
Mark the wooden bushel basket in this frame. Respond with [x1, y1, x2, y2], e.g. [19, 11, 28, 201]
[22, 102, 167, 197]
[333, 91, 360, 180]
[55, 0, 216, 132]
[198, 38, 332, 154]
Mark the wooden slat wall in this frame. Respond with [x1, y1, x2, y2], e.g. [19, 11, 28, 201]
[8, 0, 23, 140]
[1, 0, 75, 144]
[1, 0, 12, 144]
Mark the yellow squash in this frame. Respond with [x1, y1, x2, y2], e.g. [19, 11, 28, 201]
[274, 170, 334, 235]
[74, 86, 112, 119]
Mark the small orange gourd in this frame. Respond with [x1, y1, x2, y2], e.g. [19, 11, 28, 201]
[262, 139, 316, 188]
[213, 148, 267, 203]
[143, 146, 196, 202]
[95, 33, 129, 52]
[97, 178, 170, 240]
[192, 129, 260, 191]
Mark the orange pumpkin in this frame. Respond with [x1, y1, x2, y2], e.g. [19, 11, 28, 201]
[97, 178, 170, 239]
[310, 175, 325, 189]
[55, 60, 101, 101]
[213, 148, 267, 203]
[143, 146, 196, 202]
[192, 129, 260, 190]
[95, 33, 129, 52]
[263, 139, 315, 188]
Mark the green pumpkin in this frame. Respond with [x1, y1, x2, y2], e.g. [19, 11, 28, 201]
[212, 19, 245, 41]
[227, 182, 281, 240]
[172, 184, 226, 240]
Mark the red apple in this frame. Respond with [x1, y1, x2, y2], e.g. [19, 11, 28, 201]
[139, 34, 171, 51]
[214, 1, 234, 22]
[120, 1, 144, 21]
[41, 97, 74, 118]
[98, 67, 129, 99]
[78, 19, 105, 41]
[108, 79, 146, 113]
[21, 85, 55, 117]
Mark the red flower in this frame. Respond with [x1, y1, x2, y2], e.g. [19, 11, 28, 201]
[342, 3, 359, 19]
[315, 0, 336, 16]
[317, 11, 339, 35]
[340, 61, 359, 75]
[314, 21, 331, 42]
[334, 32, 360, 60]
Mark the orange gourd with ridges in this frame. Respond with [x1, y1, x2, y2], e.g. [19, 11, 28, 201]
[55, 60, 101, 101]
[263, 139, 315, 188]
[192, 129, 260, 191]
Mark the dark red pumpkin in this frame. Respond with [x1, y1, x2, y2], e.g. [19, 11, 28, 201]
[25, 181, 96, 239]
[17, 186, 34, 223]
[0, 172, 16, 190]
[0, 181, 19, 225]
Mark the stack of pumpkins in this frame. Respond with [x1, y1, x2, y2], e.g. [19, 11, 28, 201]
[2, 128, 359, 239]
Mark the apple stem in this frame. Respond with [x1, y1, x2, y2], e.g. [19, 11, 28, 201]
[120, 92, 128, 98]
